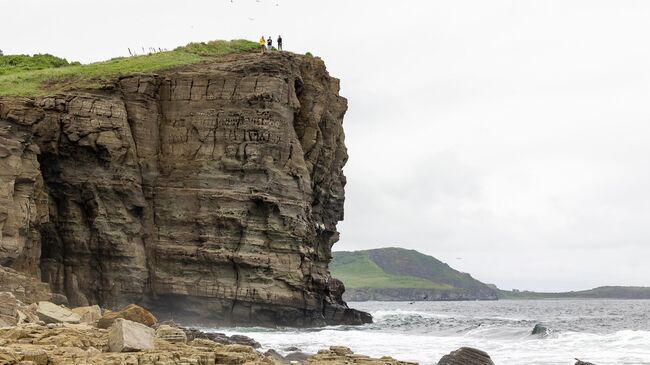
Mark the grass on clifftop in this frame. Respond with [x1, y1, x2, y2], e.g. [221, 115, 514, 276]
[0, 40, 259, 97]
[330, 251, 453, 289]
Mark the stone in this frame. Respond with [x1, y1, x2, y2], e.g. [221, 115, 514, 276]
[35, 301, 80, 324]
[286, 351, 311, 362]
[71, 305, 102, 324]
[97, 304, 157, 329]
[437, 347, 495, 365]
[184, 327, 261, 348]
[531, 323, 549, 336]
[0, 292, 18, 326]
[0, 267, 53, 305]
[21, 347, 48, 365]
[0, 52, 370, 327]
[264, 349, 288, 363]
[155, 324, 187, 344]
[330, 346, 354, 356]
[306, 347, 415, 364]
[108, 318, 155, 352]
[575, 360, 597, 365]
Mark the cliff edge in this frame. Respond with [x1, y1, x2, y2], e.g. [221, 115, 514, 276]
[0, 50, 371, 326]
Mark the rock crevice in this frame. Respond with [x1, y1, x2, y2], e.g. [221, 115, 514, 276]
[0, 52, 370, 326]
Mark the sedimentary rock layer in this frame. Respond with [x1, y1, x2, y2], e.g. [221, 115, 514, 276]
[0, 52, 370, 326]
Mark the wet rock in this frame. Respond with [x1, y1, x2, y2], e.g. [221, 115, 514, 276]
[98, 304, 157, 329]
[108, 318, 154, 352]
[575, 359, 597, 365]
[306, 346, 415, 364]
[437, 347, 495, 365]
[35, 301, 80, 324]
[531, 323, 549, 336]
[265, 349, 289, 363]
[184, 327, 261, 348]
[286, 351, 311, 362]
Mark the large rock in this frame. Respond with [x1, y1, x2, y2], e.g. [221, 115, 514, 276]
[0, 292, 18, 326]
[98, 304, 157, 329]
[108, 318, 155, 352]
[71, 304, 102, 324]
[0, 266, 54, 304]
[155, 324, 187, 344]
[0, 52, 369, 326]
[35, 301, 80, 324]
[575, 360, 597, 365]
[437, 347, 495, 365]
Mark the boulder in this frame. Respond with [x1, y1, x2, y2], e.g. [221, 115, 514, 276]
[575, 360, 597, 365]
[98, 304, 157, 329]
[184, 327, 261, 348]
[71, 305, 102, 324]
[108, 318, 155, 352]
[155, 324, 187, 344]
[286, 351, 311, 362]
[0, 292, 18, 326]
[531, 323, 549, 336]
[437, 347, 495, 365]
[264, 349, 289, 363]
[35, 301, 80, 324]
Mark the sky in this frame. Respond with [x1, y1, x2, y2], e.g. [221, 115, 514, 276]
[2, 0, 650, 291]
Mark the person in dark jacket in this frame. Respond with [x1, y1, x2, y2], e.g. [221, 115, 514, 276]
[267, 36, 273, 50]
[277, 36, 283, 51]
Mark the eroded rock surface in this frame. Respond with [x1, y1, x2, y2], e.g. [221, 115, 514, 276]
[437, 347, 495, 365]
[0, 52, 369, 326]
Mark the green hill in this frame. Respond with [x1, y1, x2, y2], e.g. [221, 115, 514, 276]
[331, 248, 498, 301]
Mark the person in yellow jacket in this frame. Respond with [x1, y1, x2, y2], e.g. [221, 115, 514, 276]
[259, 36, 266, 54]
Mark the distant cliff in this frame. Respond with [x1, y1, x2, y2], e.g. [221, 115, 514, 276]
[0, 43, 370, 326]
[331, 248, 498, 301]
[497, 286, 650, 299]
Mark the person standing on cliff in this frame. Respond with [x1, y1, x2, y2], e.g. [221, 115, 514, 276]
[277, 36, 283, 51]
[259, 36, 266, 54]
[267, 36, 273, 51]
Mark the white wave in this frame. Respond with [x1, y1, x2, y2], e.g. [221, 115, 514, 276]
[371, 309, 456, 320]
[215, 328, 650, 365]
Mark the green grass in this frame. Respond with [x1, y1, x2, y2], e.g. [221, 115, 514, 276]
[0, 54, 78, 75]
[0, 39, 260, 97]
[330, 251, 453, 289]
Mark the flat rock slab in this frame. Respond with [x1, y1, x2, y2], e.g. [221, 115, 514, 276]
[35, 301, 80, 324]
[108, 318, 155, 352]
[437, 347, 495, 365]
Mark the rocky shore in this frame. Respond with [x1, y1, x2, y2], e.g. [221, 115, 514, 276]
[0, 292, 599, 365]
[0, 292, 416, 364]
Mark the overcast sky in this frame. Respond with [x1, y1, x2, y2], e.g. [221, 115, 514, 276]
[2, 0, 650, 291]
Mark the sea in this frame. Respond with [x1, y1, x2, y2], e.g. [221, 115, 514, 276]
[204, 300, 650, 365]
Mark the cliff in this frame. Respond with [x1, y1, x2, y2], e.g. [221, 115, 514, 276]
[331, 248, 498, 301]
[0, 49, 371, 326]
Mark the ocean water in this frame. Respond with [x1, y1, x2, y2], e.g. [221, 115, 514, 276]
[204, 300, 650, 365]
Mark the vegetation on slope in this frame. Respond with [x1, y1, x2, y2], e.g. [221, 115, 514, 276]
[330, 251, 453, 289]
[330, 248, 494, 292]
[0, 40, 259, 97]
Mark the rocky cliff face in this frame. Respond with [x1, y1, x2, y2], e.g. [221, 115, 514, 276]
[0, 52, 370, 326]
